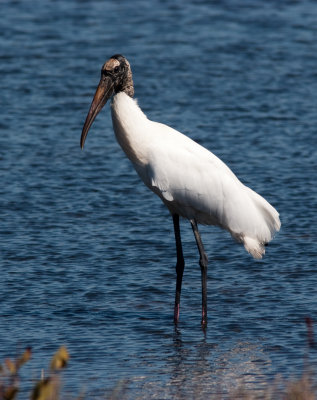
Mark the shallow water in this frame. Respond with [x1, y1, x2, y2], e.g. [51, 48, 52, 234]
[1, 0, 317, 398]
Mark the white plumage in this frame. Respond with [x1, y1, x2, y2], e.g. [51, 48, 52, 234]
[111, 92, 280, 259]
[80, 54, 281, 325]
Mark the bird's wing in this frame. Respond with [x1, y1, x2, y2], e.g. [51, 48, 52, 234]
[146, 122, 240, 221]
[146, 121, 280, 246]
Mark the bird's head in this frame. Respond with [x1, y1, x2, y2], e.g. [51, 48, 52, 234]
[80, 54, 134, 149]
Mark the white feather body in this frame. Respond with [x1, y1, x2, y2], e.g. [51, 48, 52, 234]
[111, 92, 280, 259]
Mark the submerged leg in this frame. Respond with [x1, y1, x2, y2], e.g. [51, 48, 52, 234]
[173, 214, 185, 324]
[190, 219, 208, 326]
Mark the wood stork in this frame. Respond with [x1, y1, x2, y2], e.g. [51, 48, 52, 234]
[80, 54, 281, 326]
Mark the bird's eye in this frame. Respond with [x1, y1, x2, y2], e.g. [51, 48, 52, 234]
[114, 66, 120, 73]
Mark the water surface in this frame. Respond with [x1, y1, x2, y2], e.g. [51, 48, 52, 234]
[1, 0, 317, 398]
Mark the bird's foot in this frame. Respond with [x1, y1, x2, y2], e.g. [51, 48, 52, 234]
[201, 308, 207, 328]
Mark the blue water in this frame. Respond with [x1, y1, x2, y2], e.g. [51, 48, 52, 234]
[1, 0, 317, 398]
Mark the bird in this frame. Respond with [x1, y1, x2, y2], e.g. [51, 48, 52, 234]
[80, 54, 281, 326]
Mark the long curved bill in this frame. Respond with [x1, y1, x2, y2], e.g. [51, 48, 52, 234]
[80, 75, 114, 149]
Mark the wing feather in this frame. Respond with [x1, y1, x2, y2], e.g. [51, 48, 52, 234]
[145, 121, 280, 253]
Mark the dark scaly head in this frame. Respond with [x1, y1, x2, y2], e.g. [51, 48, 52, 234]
[80, 54, 134, 149]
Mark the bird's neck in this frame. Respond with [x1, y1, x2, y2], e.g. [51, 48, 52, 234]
[111, 92, 149, 166]
[118, 62, 134, 97]
[122, 67, 134, 97]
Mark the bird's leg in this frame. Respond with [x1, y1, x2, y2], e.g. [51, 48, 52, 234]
[173, 214, 185, 324]
[190, 219, 208, 327]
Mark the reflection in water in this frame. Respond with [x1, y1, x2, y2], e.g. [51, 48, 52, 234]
[167, 331, 215, 399]
[127, 329, 272, 399]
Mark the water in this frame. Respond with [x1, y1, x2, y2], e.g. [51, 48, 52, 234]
[1, 0, 317, 398]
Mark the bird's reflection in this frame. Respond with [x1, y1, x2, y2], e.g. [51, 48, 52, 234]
[154, 327, 273, 399]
